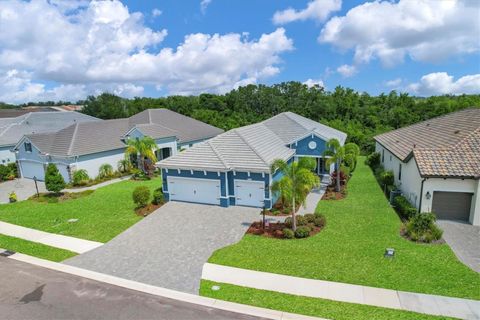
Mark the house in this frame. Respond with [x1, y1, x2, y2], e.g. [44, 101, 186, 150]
[158, 112, 347, 209]
[0, 111, 99, 165]
[13, 109, 223, 182]
[374, 108, 480, 226]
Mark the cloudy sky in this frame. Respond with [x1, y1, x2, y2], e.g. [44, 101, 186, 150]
[0, 0, 479, 103]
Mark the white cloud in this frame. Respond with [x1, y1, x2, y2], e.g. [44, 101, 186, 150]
[336, 64, 357, 78]
[200, 0, 212, 14]
[406, 72, 480, 96]
[319, 0, 480, 67]
[152, 8, 162, 17]
[385, 78, 402, 87]
[273, 0, 341, 25]
[303, 78, 324, 88]
[0, 0, 293, 103]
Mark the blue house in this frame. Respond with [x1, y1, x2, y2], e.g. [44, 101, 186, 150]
[158, 112, 347, 208]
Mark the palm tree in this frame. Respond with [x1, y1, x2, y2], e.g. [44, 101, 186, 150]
[125, 137, 158, 172]
[323, 138, 359, 192]
[271, 157, 320, 231]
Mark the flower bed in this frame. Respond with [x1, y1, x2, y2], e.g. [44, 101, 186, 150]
[247, 213, 326, 239]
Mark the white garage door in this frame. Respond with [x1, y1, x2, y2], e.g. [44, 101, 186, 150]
[235, 180, 265, 207]
[167, 176, 220, 205]
[20, 161, 45, 181]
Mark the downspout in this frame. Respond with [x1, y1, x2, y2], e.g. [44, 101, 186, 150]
[418, 178, 427, 213]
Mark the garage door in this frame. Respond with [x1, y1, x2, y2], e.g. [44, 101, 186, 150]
[20, 161, 45, 181]
[235, 180, 265, 207]
[432, 191, 473, 221]
[167, 176, 220, 205]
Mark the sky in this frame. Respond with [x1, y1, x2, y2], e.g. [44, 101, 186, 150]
[0, 0, 479, 104]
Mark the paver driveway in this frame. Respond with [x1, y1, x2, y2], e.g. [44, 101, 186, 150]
[437, 220, 480, 273]
[65, 202, 259, 294]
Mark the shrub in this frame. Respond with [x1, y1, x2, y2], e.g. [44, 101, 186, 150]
[8, 191, 17, 203]
[405, 212, 443, 243]
[365, 152, 381, 168]
[0, 164, 12, 181]
[296, 215, 307, 226]
[393, 195, 417, 219]
[380, 170, 394, 187]
[283, 228, 294, 239]
[294, 226, 311, 238]
[98, 163, 114, 179]
[314, 215, 326, 227]
[117, 159, 132, 173]
[72, 169, 90, 186]
[132, 186, 150, 208]
[284, 217, 292, 228]
[45, 163, 66, 193]
[304, 213, 316, 224]
[152, 187, 164, 205]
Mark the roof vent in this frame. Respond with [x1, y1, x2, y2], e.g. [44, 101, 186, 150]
[426, 123, 430, 126]
[454, 130, 460, 134]
[413, 144, 416, 148]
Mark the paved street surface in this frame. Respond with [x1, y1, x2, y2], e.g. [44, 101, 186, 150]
[0, 257, 264, 320]
[437, 220, 480, 273]
[65, 202, 259, 294]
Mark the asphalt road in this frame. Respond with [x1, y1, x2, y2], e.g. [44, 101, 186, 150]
[0, 257, 264, 320]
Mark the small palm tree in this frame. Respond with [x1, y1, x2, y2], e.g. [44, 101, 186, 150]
[324, 138, 359, 192]
[117, 159, 132, 173]
[271, 157, 320, 231]
[125, 137, 158, 172]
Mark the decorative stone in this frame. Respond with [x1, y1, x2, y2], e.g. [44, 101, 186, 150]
[211, 285, 221, 291]
[68, 219, 79, 223]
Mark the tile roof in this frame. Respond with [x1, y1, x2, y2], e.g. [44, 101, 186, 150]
[21, 109, 223, 157]
[158, 112, 345, 173]
[0, 111, 99, 147]
[374, 108, 480, 178]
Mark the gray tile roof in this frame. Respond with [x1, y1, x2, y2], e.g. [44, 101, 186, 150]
[374, 108, 480, 178]
[159, 112, 346, 173]
[0, 111, 99, 147]
[21, 109, 223, 157]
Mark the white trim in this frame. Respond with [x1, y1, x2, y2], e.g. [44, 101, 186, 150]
[287, 130, 331, 146]
[167, 175, 221, 205]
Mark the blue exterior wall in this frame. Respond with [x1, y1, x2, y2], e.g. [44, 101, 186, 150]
[17, 139, 44, 162]
[290, 134, 327, 157]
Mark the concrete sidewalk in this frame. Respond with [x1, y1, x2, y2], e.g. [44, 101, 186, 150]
[63, 175, 132, 193]
[0, 221, 103, 253]
[202, 263, 480, 320]
[296, 174, 329, 215]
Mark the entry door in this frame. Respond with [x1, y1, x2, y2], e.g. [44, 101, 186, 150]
[167, 177, 220, 205]
[235, 180, 265, 207]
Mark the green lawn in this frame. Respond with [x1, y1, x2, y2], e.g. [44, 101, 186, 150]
[0, 234, 76, 262]
[208, 159, 480, 299]
[0, 178, 160, 242]
[201, 280, 453, 320]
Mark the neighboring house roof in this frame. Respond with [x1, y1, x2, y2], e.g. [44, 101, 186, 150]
[17, 109, 223, 157]
[0, 111, 99, 147]
[374, 108, 480, 178]
[0, 108, 57, 118]
[159, 112, 345, 172]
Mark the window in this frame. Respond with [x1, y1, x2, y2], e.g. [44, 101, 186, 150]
[24, 142, 32, 152]
[390, 155, 392, 161]
[381, 149, 384, 163]
[398, 163, 402, 181]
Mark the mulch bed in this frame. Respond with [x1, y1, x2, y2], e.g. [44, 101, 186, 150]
[135, 203, 161, 216]
[322, 185, 347, 200]
[247, 221, 324, 239]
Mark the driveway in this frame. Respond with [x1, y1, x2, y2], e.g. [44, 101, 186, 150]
[65, 202, 259, 294]
[437, 220, 480, 273]
[0, 178, 46, 204]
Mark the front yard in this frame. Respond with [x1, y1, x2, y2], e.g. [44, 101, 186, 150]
[0, 178, 160, 243]
[208, 158, 480, 300]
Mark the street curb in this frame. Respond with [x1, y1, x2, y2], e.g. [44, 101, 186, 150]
[1, 250, 326, 320]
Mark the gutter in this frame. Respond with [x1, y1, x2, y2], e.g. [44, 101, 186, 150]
[418, 178, 427, 213]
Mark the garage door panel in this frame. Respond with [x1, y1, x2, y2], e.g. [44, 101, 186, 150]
[20, 161, 45, 181]
[432, 191, 472, 221]
[168, 177, 220, 205]
[235, 180, 265, 207]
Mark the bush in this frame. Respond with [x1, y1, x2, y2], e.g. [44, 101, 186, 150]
[7, 163, 18, 177]
[98, 163, 114, 179]
[304, 213, 316, 223]
[296, 215, 307, 226]
[283, 228, 294, 239]
[0, 164, 12, 181]
[393, 195, 417, 219]
[152, 188, 164, 205]
[380, 170, 394, 187]
[405, 212, 443, 243]
[314, 215, 326, 227]
[117, 159, 132, 173]
[8, 191, 17, 203]
[294, 226, 311, 238]
[366, 152, 381, 168]
[45, 163, 66, 193]
[72, 169, 90, 186]
[284, 217, 292, 228]
[132, 186, 150, 208]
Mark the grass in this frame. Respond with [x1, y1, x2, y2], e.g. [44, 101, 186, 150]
[208, 158, 480, 299]
[0, 178, 161, 242]
[201, 280, 454, 320]
[0, 234, 76, 262]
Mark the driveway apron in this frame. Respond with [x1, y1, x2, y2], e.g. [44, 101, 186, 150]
[64, 202, 259, 294]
